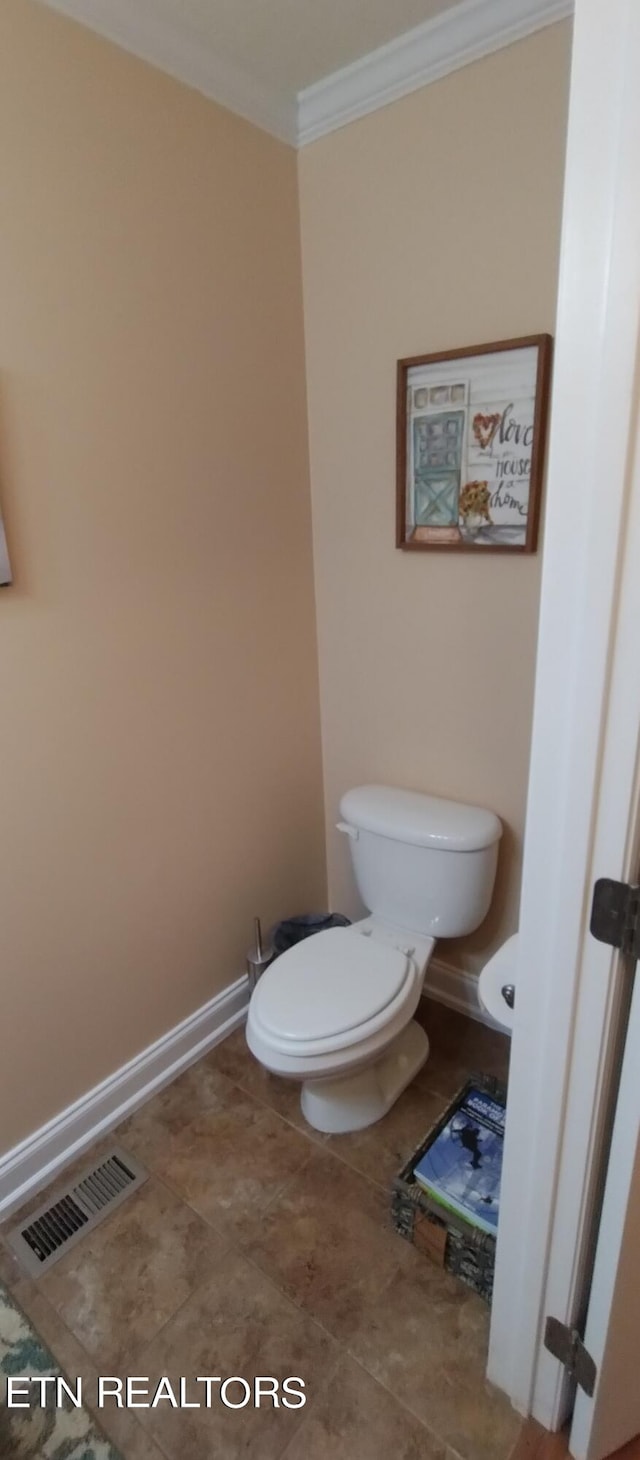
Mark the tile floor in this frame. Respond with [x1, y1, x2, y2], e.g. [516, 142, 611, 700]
[1, 999, 517, 1460]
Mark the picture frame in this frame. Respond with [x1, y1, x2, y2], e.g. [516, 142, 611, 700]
[396, 334, 552, 553]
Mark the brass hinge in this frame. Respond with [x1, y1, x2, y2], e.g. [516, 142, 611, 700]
[544, 1317, 597, 1396]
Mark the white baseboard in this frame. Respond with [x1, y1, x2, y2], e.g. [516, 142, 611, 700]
[0, 959, 504, 1221]
[423, 955, 496, 1026]
[0, 974, 250, 1221]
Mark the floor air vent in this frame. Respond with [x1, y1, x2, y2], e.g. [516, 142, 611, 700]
[6, 1147, 147, 1276]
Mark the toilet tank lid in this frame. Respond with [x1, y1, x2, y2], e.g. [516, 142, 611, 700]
[339, 785, 502, 852]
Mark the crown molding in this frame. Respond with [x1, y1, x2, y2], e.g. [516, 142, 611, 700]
[37, 0, 573, 150]
[297, 0, 573, 146]
[37, 0, 298, 145]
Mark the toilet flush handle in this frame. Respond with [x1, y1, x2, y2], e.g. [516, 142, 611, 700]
[336, 821, 359, 840]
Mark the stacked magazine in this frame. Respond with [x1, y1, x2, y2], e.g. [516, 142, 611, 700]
[413, 1086, 505, 1237]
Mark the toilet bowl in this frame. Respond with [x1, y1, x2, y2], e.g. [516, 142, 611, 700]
[246, 784, 502, 1134]
[246, 918, 435, 1132]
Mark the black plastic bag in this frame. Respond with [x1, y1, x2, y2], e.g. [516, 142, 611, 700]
[271, 912, 351, 958]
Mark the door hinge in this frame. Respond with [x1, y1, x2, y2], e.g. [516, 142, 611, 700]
[544, 1317, 597, 1396]
[590, 878, 640, 957]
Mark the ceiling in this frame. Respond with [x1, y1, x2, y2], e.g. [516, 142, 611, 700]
[145, 0, 461, 95]
[39, 0, 571, 144]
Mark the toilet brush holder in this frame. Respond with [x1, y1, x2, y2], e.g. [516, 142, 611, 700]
[246, 917, 273, 992]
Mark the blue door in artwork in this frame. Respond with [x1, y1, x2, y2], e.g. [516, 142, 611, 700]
[413, 410, 465, 526]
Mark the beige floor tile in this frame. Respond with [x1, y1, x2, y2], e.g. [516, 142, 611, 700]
[133, 1248, 337, 1460]
[205, 1026, 326, 1139]
[413, 1048, 476, 1103]
[204, 1023, 260, 1078]
[153, 1088, 313, 1241]
[415, 1001, 510, 1100]
[0, 1233, 25, 1289]
[345, 1257, 520, 1460]
[88, 1395, 173, 1460]
[96, 1417, 171, 1460]
[2, 1008, 514, 1460]
[115, 1060, 235, 1167]
[243, 1147, 419, 1342]
[0, 1063, 234, 1256]
[281, 1353, 446, 1460]
[325, 1081, 447, 1188]
[11, 1276, 94, 1382]
[7, 1280, 167, 1459]
[37, 1176, 227, 1365]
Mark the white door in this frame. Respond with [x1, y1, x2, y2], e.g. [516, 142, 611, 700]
[563, 348, 640, 1460]
[488, 0, 640, 1437]
[569, 935, 640, 1460]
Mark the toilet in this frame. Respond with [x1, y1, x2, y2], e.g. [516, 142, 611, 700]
[478, 932, 518, 1032]
[246, 785, 502, 1133]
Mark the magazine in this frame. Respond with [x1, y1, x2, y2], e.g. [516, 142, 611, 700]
[413, 1086, 505, 1237]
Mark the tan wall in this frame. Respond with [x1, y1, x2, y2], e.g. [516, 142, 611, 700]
[0, 0, 325, 1151]
[299, 24, 572, 975]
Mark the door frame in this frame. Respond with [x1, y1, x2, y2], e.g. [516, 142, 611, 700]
[487, 0, 640, 1428]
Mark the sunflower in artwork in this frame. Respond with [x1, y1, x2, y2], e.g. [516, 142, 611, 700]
[459, 480, 492, 527]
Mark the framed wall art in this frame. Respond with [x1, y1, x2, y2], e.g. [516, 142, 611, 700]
[396, 334, 552, 553]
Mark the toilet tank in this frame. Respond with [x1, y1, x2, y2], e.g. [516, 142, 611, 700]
[339, 785, 502, 939]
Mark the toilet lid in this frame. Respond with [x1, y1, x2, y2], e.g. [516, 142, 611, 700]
[252, 927, 411, 1043]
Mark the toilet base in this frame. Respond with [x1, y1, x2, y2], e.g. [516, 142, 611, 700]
[300, 1019, 429, 1134]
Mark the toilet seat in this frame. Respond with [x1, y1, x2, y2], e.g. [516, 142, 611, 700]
[248, 925, 420, 1060]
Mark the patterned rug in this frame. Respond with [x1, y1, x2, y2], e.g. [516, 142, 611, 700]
[0, 1280, 121, 1459]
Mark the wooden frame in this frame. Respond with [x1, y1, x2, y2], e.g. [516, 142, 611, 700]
[396, 334, 552, 553]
